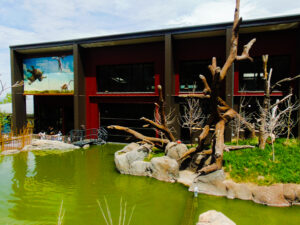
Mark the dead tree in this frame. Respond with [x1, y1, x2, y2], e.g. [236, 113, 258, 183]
[179, 0, 256, 175]
[108, 85, 175, 149]
[0, 74, 24, 96]
[258, 55, 300, 149]
[181, 95, 206, 144]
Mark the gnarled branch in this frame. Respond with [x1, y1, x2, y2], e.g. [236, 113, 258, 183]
[107, 125, 169, 149]
[140, 117, 175, 142]
[236, 38, 256, 61]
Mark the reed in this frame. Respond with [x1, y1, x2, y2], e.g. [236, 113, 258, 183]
[57, 200, 65, 225]
[97, 197, 136, 225]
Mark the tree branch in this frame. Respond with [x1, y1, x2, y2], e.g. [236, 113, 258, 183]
[271, 74, 300, 91]
[140, 117, 175, 142]
[236, 38, 256, 61]
[107, 125, 169, 148]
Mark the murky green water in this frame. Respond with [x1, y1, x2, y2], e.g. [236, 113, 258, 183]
[0, 144, 299, 225]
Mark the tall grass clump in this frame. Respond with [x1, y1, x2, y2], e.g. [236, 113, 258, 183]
[97, 197, 136, 225]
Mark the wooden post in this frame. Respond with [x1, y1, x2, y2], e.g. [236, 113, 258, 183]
[73, 44, 86, 130]
[225, 28, 234, 142]
[10, 49, 26, 133]
[164, 34, 180, 139]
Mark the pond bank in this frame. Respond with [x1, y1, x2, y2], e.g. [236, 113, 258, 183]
[115, 143, 300, 207]
[1, 139, 79, 156]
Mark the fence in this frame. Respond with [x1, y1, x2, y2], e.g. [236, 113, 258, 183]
[0, 124, 33, 152]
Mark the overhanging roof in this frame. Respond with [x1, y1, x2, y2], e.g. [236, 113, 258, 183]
[10, 14, 300, 54]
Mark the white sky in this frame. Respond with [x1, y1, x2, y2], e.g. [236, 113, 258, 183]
[1, 0, 300, 94]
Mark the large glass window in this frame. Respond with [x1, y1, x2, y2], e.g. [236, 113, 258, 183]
[238, 55, 290, 92]
[97, 63, 155, 92]
[179, 60, 211, 92]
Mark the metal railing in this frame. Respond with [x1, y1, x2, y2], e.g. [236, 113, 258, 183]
[69, 128, 108, 144]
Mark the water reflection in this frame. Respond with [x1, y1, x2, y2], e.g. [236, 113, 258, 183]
[1, 145, 300, 225]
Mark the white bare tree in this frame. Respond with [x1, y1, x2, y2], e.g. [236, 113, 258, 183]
[258, 55, 300, 149]
[0, 74, 24, 96]
[181, 97, 206, 144]
[258, 92, 300, 161]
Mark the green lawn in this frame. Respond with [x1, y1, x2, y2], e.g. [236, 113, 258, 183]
[223, 138, 300, 185]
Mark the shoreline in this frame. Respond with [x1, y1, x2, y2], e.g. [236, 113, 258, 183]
[115, 143, 300, 207]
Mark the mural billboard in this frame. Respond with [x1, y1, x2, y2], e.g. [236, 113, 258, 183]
[23, 55, 74, 95]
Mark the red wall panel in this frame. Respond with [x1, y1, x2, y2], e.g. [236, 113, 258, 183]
[83, 42, 164, 129]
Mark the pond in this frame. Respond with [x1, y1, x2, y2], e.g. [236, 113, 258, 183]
[0, 144, 299, 225]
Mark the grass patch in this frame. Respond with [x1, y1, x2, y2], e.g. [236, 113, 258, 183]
[223, 138, 300, 185]
[144, 147, 165, 162]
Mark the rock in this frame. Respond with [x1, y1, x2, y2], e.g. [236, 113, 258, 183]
[151, 156, 179, 182]
[165, 142, 189, 160]
[22, 139, 79, 151]
[190, 170, 227, 196]
[122, 142, 140, 153]
[130, 161, 153, 176]
[252, 184, 290, 207]
[114, 152, 130, 174]
[83, 144, 90, 149]
[224, 180, 253, 200]
[197, 210, 236, 225]
[178, 170, 197, 186]
[1, 149, 20, 155]
[114, 144, 151, 174]
[283, 184, 297, 202]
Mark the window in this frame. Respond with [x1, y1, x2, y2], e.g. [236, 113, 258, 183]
[237, 55, 290, 92]
[179, 60, 211, 92]
[96, 63, 155, 92]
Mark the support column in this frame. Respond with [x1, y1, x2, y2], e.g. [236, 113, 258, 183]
[164, 34, 180, 139]
[73, 44, 86, 130]
[225, 28, 234, 142]
[10, 49, 26, 132]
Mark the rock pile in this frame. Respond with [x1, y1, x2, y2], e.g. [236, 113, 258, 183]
[115, 142, 300, 207]
[114, 142, 188, 182]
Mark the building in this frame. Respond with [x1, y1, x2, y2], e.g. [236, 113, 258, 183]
[10, 15, 300, 141]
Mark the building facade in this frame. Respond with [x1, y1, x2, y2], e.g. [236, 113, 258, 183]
[10, 15, 300, 141]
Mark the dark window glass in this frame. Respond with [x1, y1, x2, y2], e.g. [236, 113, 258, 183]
[238, 55, 290, 91]
[99, 103, 155, 142]
[97, 63, 155, 92]
[179, 60, 211, 92]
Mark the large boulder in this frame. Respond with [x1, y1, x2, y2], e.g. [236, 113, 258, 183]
[224, 180, 253, 200]
[130, 161, 153, 176]
[252, 184, 290, 207]
[178, 170, 198, 187]
[151, 156, 179, 182]
[283, 183, 300, 205]
[197, 210, 236, 225]
[189, 170, 227, 196]
[114, 144, 151, 174]
[165, 142, 189, 160]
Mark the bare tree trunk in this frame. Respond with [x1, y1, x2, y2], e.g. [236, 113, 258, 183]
[180, 0, 256, 175]
[259, 55, 271, 149]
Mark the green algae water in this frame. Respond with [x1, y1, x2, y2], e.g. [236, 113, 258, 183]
[0, 144, 299, 225]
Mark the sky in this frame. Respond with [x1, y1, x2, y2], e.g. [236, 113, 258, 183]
[1, 0, 300, 95]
